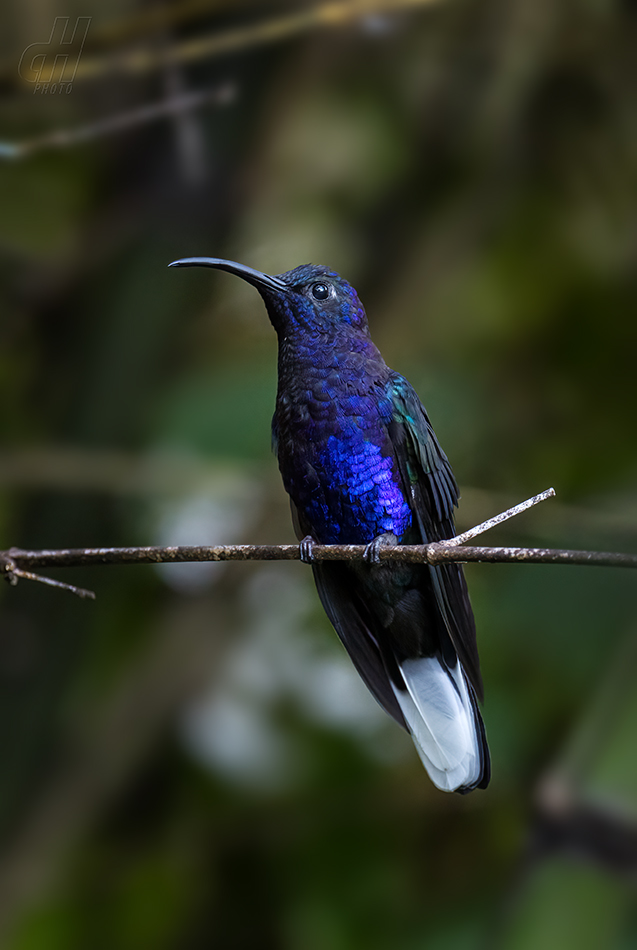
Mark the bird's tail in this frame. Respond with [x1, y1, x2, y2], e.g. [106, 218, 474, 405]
[391, 656, 490, 793]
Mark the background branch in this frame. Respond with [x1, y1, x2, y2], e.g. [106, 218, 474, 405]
[14, 0, 445, 86]
[0, 84, 235, 160]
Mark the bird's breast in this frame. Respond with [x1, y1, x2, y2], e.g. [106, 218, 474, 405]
[274, 354, 412, 544]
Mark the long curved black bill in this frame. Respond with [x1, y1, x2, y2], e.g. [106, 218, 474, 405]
[168, 257, 287, 293]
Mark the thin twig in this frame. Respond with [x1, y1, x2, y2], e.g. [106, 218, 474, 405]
[0, 84, 235, 160]
[0, 554, 95, 599]
[445, 487, 556, 545]
[7, 568, 95, 600]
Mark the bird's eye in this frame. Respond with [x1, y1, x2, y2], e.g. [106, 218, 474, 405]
[311, 282, 330, 300]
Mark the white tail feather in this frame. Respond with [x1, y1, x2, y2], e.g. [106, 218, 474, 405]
[392, 656, 481, 792]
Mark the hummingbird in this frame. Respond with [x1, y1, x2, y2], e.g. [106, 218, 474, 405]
[169, 257, 490, 793]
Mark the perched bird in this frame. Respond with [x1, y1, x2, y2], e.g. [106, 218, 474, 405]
[170, 257, 490, 793]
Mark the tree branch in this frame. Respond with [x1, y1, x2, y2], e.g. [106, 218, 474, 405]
[0, 554, 96, 599]
[5, 540, 637, 571]
[3, 488, 637, 600]
[443, 487, 556, 545]
[13, 0, 445, 87]
[0, 84, 235, 161]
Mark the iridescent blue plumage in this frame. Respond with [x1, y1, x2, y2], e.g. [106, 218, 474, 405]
[170, 256, 490, 793]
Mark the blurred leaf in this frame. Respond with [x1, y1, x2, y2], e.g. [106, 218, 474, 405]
[0, 153, 92, 257]
[153, 361, 277, 460]
[497, 857, 633, 950]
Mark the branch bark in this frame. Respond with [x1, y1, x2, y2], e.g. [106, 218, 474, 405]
[2, 489, 637, 600]
[4, 541, 637, 570]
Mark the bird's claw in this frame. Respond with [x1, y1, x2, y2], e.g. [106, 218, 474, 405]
[299, 535, 316, 564]
[363, 532, 398, 564]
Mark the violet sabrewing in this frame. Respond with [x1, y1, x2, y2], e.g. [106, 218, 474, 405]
[169, 257, 490, 793]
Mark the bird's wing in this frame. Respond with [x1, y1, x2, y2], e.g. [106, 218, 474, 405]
[384, 374, 484, 699]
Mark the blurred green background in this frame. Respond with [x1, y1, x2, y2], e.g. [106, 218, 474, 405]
[0, 0, 636, 946]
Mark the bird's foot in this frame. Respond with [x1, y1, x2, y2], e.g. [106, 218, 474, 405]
[363, 532, 398, 564]
[299, 535, 317, 564]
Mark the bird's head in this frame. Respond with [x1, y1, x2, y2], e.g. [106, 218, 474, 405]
[169, 257, 369, 337]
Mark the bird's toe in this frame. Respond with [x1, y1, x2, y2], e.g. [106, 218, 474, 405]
[299, 535, 316, 564]
[363, 532, 398, 564]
